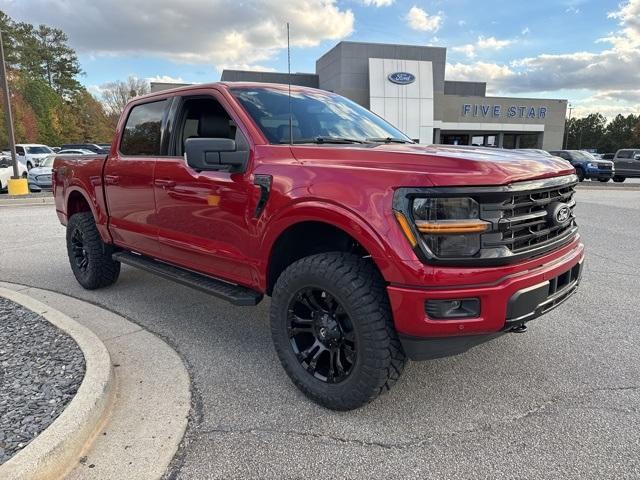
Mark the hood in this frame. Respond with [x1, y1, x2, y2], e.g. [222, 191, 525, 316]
[28, 166, 52, 176]
[290, 144, 575, 187]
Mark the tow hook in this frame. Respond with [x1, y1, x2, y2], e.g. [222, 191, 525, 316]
[510, 324, 528, 333]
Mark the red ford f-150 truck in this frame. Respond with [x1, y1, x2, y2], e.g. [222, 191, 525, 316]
[53, 83, 584, 410]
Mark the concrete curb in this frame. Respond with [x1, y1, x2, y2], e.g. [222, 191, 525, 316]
[0, 287, 114, 480]
[0, 196, 55, 207]
[0, 283, 192, 479]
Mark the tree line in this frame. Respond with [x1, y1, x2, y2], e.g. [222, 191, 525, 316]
[565, 113, 640, 153]
[0, 11, 150, 148]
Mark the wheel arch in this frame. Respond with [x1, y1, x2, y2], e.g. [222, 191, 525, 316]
[65, 187, 112, 243]
[262, 202, 400, 295]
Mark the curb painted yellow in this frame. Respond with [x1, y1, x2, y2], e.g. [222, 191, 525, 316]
[7, 178, 28, 195]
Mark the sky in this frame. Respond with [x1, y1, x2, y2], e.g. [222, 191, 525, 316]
[1, 0, 639, 118]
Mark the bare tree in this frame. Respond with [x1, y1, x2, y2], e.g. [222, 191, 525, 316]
[100, 76, 150, 115]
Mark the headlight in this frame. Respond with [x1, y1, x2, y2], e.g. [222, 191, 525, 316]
[586, 162, 598, 168]
[395, 197, 489, 258]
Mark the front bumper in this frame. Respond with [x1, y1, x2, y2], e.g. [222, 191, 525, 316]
[584, 167, 613, 179]
[28, 180, 52, 191]
[388, 241, 584, 360]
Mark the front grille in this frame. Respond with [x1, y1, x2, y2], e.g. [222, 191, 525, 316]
[487, 182, 577, 254]
[598, 164, 612, 170]
[394, 174, 580, 266]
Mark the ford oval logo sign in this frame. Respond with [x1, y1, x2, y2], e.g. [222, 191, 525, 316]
[388, 72, 415, 85]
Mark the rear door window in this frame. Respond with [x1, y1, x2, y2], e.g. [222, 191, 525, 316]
[120, 100, 167, 156]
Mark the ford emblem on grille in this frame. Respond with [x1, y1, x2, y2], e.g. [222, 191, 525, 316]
[388, 72, 416, 85]
[548, 202, 571, 226]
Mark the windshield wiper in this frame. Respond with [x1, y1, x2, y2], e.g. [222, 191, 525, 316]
[287, 136, 367, 145]
[366, 137, 414, 144]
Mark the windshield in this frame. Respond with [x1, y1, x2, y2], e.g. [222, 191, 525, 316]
[40, 155, 55, 167]
[26, 146, 53, 154]
[231, 87, 413, 145]
[572, 151, 597, 161]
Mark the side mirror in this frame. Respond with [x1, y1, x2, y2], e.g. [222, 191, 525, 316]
[634, 154, 640, 161]
[185, 137, 248, 172]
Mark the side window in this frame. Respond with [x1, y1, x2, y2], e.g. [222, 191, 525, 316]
[617, 150, 632, 159]
[16, 146, 24, 155]
[175, 96, 245, 156]
[120, 100, 167, 156]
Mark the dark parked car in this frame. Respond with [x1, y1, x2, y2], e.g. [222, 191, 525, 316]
[60, 143, 108, 154]
[611, 149, 640, 182]
[601, 153, 615, 160]
[548, 150, 614, 182]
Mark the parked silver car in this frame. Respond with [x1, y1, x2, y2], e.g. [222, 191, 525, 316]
[27, 155, 55, 191]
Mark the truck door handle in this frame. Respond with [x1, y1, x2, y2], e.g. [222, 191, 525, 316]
[154, 178, 176, 189]
[104, 174, 120, 185]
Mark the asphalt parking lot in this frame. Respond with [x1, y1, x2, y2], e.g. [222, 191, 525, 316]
[1, 187, 639, 479]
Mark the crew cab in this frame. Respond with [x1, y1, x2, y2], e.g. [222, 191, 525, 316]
[549, 149, 614, 182]
[53, 83, 584, 410]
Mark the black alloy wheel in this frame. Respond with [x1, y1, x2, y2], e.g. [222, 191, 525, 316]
[270, 252, 407, 411]
[66, 212, 120, 289]
[287, 287, 356, 383]
[70, 228, 89, 273]
[575, 168, 585, 182]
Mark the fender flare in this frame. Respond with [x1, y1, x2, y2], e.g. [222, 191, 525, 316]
[260, 200, 403, 286]
[64, 185, 112, 243]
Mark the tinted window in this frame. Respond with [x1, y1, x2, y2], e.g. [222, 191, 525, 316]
[120, 100, 167, 156]
[616, 150, 632, 159]
[231, 87, 411, 145]
[27, 146, 53, 154]
[16, 146, 25, 155]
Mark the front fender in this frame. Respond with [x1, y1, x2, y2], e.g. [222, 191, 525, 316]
[259, 199, 409, 287]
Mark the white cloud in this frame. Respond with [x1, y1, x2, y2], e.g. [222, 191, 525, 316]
[1, 0, 354, 70]
[146, 75, 186, 84]
[446, 0, 640, 117]
[362, 0, 394, 6]
[521, 27, 530, 35]
[405, 6, 442, 32]
[452, 36, 513, 58]
[452, 44, 477, 58]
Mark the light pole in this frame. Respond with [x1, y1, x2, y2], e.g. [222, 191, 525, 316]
[0, 29, 26, 194]
[563, 103, 574, 149]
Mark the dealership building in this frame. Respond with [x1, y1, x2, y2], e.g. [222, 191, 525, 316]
[153, 41, 567, 149]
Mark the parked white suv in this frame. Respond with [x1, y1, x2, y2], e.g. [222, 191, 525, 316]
[15, 144, 54, 170]
[0, 154, 28, 191]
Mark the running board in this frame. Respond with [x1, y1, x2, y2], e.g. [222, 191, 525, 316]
[112, 251, 263, 306]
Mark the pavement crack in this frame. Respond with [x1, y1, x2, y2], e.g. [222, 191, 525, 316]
[197, 385, 640, 451]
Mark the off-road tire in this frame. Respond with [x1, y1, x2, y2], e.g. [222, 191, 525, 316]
[270, 252, 407, 411]
[66, 212, 120, 289]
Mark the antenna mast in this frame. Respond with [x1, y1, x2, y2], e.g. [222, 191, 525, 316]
[287, 22, 293, 145]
